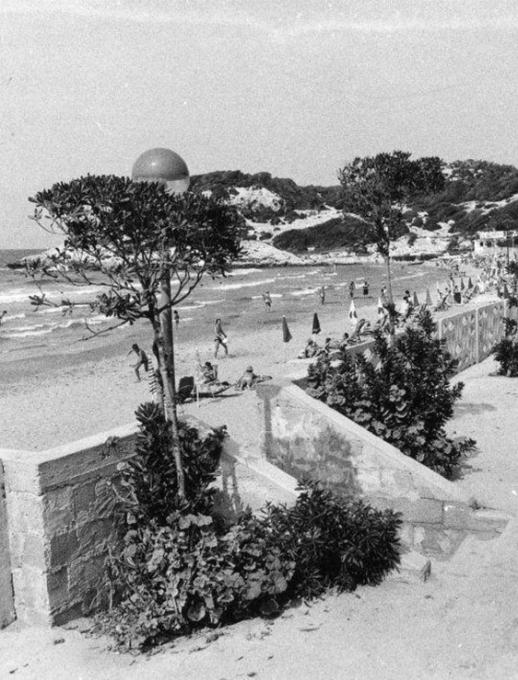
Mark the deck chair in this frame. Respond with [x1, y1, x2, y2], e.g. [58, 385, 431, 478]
[177, 376, 195, 403]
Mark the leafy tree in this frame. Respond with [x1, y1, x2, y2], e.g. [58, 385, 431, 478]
[338, 151, 444, 324]
[28, 174, 243, 496]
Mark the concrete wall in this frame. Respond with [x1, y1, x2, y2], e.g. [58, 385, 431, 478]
[0, 419, 297, 627]
[0, 461, 15, 628]
[257, 382, 509, 559]
[437, 301, 507, 372]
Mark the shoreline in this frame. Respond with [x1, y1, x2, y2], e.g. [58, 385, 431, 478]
[0, 260, 493, 452]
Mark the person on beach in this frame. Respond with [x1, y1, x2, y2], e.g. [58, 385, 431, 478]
[299, 337, 320, 359]
[262, 291, 272, 311]
[199, 360, 217, 385]
[236, 365, 259, 390]
[129, 343, 149, 382]
[214, 318, 228, 358]
[0, 310, 6, 325]
[381, 285, 388, 303]
[363, 281, 369, 297]
[318, 286, 326, 305]
[174, 310, 180, 328]
[349, 280, 355, 299]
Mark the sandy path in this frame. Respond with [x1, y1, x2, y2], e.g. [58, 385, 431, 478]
[448, 356, 518, 513]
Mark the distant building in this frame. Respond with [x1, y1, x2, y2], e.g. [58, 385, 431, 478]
[474, 230, 518, 257]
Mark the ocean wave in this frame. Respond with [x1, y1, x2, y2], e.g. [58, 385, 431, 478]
[394, 272, 427, 281]
[227, 268, 261, 276]
[5, 313, 111, 338]
[209, 278, 276, 291]
[290, 288, 319, 296]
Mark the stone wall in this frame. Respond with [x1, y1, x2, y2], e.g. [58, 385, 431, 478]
[257, 382, 509, 559]
[0, 419, 297, 626]
[0, 461, 15, 628]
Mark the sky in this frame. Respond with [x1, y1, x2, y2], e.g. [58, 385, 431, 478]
[1, 0, 518, 248]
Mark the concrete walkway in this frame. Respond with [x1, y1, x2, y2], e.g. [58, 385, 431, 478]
[448, 355, 518, 514]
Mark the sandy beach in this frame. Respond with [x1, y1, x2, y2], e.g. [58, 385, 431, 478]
[0, 265, 489, 452]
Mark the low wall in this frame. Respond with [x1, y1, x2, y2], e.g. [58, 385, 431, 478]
[257, 382, 509, 559]
[0, 462, 15, 628]
[437, 301, 507, 372]
[0, 419, 297, 626]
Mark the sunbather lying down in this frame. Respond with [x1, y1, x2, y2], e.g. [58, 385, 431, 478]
[235, 366, 272, 390]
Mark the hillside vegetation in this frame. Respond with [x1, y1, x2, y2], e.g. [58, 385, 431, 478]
[190, 160, 518, 258]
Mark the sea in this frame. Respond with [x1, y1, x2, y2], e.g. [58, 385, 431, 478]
[0, 248, 452, 372]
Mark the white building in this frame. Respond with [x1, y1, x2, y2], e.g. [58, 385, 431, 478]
[473, 230, 518, 257]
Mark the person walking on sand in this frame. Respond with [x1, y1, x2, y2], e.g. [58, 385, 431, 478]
[129, 343, 149, 382]
[214, 318, 228, 358]
[349, 280, 355, 299]
[318, 286, 326, 305]
[262, 291, 272, 311]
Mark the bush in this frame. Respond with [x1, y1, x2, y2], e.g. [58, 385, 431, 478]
[493, 318, 518, 376]
[264, 483, 401, 599]
[306, 310, 475, 478]
[98, 404, 401, 650]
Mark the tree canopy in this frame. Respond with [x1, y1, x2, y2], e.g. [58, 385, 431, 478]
[338, 151, 445, 257]
[29, 174, 245, 327]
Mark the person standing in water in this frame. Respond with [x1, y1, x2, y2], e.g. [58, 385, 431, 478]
[173, 310, 180, 328]
[318, 286, 326, 305]
[214, 318, 228, 358]
[0, 310, 7, 326]
[363, 280, 369, 297]
[349, 280, 355, 299]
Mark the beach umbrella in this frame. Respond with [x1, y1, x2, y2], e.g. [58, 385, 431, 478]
[348, 299, 358, 327]
[282, 316, 292, 343]
[413, 291, 419, 307]
[312, 312, 321, 335]
[425, 288, 433, 306]
[282, 316, 292, 362]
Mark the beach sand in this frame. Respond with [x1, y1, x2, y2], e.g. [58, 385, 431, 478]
[0, 270, 496, 452]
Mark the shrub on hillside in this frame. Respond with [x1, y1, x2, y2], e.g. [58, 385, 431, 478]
[272, 216, 380, 253]
[306, 310, 475, 478]
[98, 404, 401, 650]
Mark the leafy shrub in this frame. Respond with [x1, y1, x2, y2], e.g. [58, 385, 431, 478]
[98, 404, 401, 650]
[125, 402, 226, 521]
[264, 483, 401, 598]
[272, 216, 377, 253]
[493, 318, 518, 376]
[306, 310, 474, 478]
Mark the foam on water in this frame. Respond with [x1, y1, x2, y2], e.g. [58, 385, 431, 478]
[290, 287, 319, 296]
[209, 278, 276, 291]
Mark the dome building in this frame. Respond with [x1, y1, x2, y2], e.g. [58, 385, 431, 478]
[132, 147, 190, 195]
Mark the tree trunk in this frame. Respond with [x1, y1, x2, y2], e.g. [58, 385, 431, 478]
[158, 273, 186, 498]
